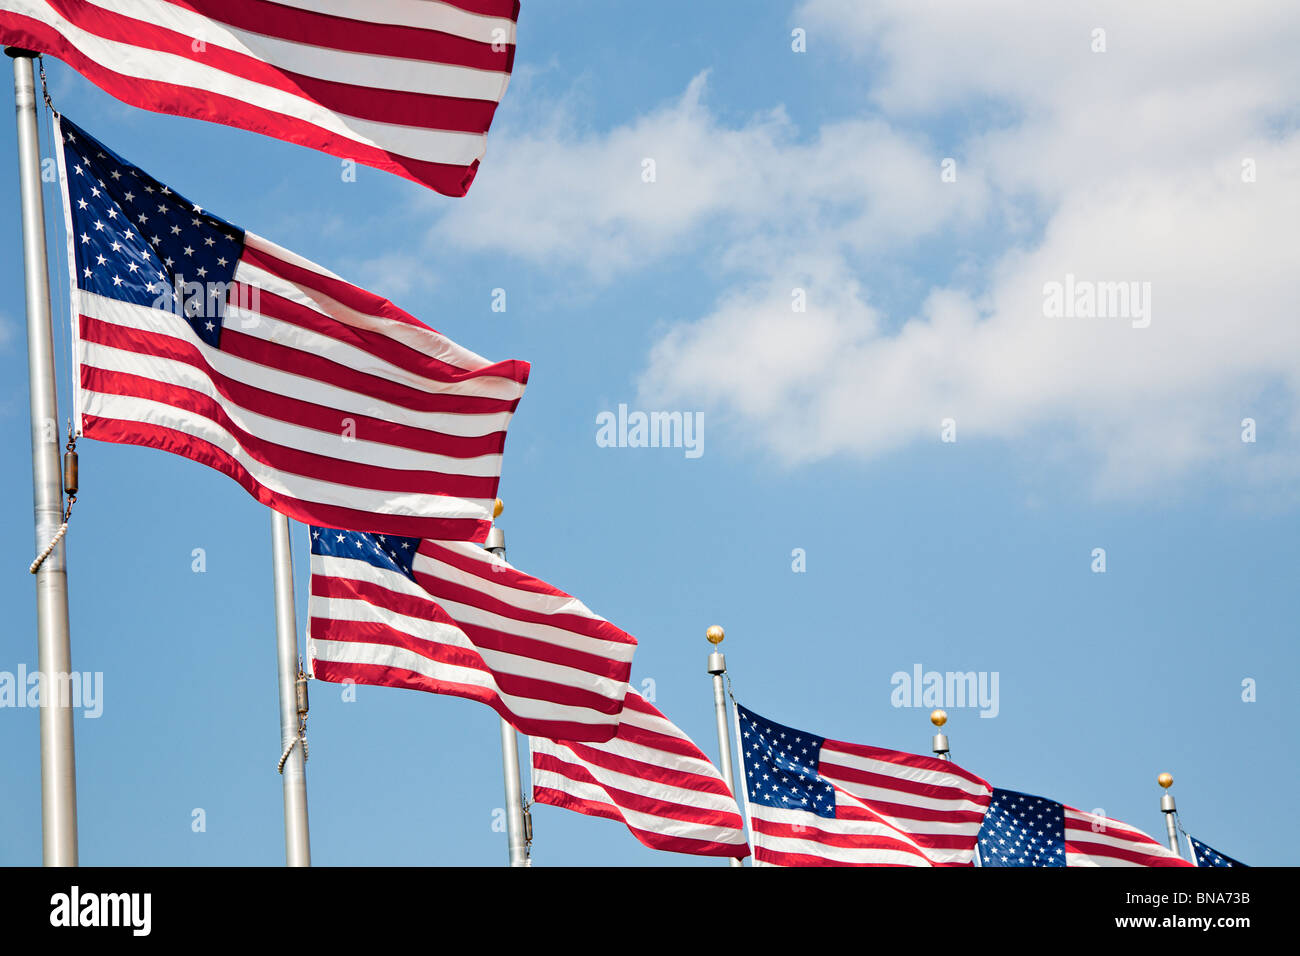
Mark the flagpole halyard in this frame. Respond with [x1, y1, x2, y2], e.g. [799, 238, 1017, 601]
[486, 498, 531, 867]
[9, 46, 79, 866]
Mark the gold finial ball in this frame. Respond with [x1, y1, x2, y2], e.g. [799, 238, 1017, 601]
[1158, 772, 1174, 789]
[492, 498, 504, 519]
[705, 625, 725, 645]
[930, 709, 948, 728]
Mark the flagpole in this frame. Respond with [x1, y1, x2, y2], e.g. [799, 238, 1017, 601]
[8, 48, 79, 866]
[485, 499, 530, 867]
[930, 709, 984, 866]
[270, 510, 310, 865]
[1157, 772, 1181, 857]
[705, 625, 743, 867]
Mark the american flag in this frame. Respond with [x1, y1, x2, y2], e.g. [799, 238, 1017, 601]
[530, 689, 750, 859]
[737, 705, 992, 866]
[1, 0, 518, 195]
[55, 115, 528, 541]
[1187, 834, 1246, 868]
[977, 788, 1194, 867]
[308, 526, 637, 742]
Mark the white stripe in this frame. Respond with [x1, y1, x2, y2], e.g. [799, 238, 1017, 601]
[80, 293, 516, 437]
[80, 0, 513, 100]
[233, 263, 521, 402]
[82, 389, 493, 518]
[308, 636, 616, 730]
[242, 233, 508, 381]
[251, 0, 519, 45]
[535, 738, 742, 815]
[324, 553, 634, 666]
[4, 0, 488, 164]
[414, 546, 625, 635]
[819, 744, 992, 802]
[531, 763, 747, 847]
[313, 593, 628, 702]
[81, 338, 504, 476]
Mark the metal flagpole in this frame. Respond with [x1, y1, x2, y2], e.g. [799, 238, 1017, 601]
[705, 625, 743, 867]
[270, 510, 311, 865]
[929, 709, 984, 866]
[1157, 772, 1182, 857]
[485, 498, 530, 866]
[9, 48, 79, 866]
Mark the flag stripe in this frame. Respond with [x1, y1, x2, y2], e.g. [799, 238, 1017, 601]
[309, 536, 637, 742]
[529, 690, 750, 859]
[1, 0, 518, 193]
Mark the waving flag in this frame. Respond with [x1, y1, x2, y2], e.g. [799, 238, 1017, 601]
[1187, 834, 1246, 868]
[978, 788, 1194, 867]
[54, 116, 527, 540]
[0, 0, 518, 195]
[308, 527, 636, 741]
[736, 705, 991, 866]
[530, 690, 750, 859]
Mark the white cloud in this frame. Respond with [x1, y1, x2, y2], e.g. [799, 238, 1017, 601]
[421, 3, 1300, 496]
[434, 72, 986, 279]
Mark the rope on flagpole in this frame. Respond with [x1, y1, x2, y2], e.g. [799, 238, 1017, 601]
[277, 661, 310, 773]
[30, 426, 77, 573]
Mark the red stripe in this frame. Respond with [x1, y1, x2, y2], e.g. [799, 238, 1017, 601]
[821, 760, 991, 810]
[608, 720, 719, 764]
[309, 616, 624, 716]
[0, 16, 482, 194]
[532, 785, 749, 859]
[311, 660, 616, 743]
[830, 801, 976, 850]
[312, 572, 630, 683]
[1066, 839, 1194, 867]
[38, 0, 509, 130]
[414, 562, 636, 653]
[241, 244, 528, 390]
[754, 848, 921, 868]
[533, 752, 747, 833]
[751, 818, 937, 864]
[235, 278, 523, 388]
[80, 413, 489, 540]
[168, 0, 515, 71]
[557, 742, 736, 801]
[418, 537, 599, 601]
[216, 324, 521, 416]
[83, 365, 500, 498]
[80, 313, 517, 419]
[823, 739, 993, 792]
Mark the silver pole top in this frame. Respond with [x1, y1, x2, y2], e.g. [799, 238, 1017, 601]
[484, 497, 505, 553]
[930, 709, 950, 757]
[1159, 772, 1176, 812]
[706, 625, 727, 674]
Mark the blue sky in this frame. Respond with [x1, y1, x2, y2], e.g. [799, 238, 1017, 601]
[1, 1, 1297, 866]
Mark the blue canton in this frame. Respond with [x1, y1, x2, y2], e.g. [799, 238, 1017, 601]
[59, 116, 244, 348]
[310, 526, 420, 580]
[1187, 835, 1246, 868]
[977, 788, 1067, 867]
[736, 705, 835, 819]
